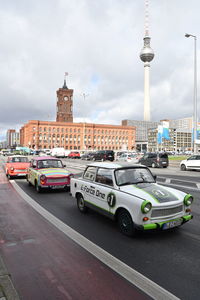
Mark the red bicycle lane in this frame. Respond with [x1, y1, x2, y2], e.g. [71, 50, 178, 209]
[0, 164, 151, 300]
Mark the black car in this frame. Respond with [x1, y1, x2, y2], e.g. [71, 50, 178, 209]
[90, 150, 114, 162]
[139, 152, 169, 168]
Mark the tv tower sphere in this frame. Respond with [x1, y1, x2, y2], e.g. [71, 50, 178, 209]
[140, 36, 154, 63]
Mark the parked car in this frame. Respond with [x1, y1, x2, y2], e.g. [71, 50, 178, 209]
[138, 152, 169, 168]
[5, 155, 30, 179]
[27, 157, 73, 192]
[70, 162, 193, 236]
[117, 153, 139, 163]
[68, 151, 80, 159]
[43, 149, 51, 155]
[81, 152, 94, 160]
[90, 150, 114, 161]
[180, 155, 200, 171]
[115, 151, 128, 161]
[51, 147, 65, 158]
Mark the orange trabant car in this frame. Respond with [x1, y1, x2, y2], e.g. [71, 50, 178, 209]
[6, 155, 30, 179]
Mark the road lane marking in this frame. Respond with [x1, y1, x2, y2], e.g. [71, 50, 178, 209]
[165, 178, 171, 184]
[159, 182, 200, 192]
[11, 181, 179, 300]
[196, 183, 200, 189]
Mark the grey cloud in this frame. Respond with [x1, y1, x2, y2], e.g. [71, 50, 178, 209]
[0, 0, 200, 140]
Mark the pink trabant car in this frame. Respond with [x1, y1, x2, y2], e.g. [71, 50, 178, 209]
[27, 157, 73, 192]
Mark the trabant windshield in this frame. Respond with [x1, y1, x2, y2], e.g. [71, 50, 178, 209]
[10, 157, 29, 163]
[37, 159, 63, 169]
[115, 167, 155, 186]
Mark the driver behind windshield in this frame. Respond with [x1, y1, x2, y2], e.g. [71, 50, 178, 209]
[38, 160, 63, 169]
[115, 168, 154, 186]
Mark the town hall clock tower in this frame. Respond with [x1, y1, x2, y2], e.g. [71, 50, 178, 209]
[56, 74, 73, 122]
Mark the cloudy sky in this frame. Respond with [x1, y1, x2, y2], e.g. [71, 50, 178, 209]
[0, 0, 199, 140]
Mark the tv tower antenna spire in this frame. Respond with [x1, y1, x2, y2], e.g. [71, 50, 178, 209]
[140, 0, 154, 121]
[144, 0, 149, 36]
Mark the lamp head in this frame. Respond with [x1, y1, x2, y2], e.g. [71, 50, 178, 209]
[185, 33, 190, 38]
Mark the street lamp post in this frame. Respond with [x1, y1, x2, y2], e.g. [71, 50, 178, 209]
[185, 33, 198, 153]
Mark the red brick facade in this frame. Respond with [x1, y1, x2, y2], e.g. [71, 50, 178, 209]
[20, 120, 136, 151]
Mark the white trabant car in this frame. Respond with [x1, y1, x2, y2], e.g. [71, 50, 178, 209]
[70, 162, 193, 236]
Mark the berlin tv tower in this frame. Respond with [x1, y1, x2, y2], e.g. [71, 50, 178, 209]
[140, 0, 154, 121]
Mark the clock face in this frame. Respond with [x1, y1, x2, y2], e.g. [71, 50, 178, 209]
[64, 96, 68, 101]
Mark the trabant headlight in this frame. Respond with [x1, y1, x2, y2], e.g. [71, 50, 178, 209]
[141, 201, 152, 214]
[40, 175, 46, 182]
[10, 167, 14, 171]
[184, 194, 193, 206]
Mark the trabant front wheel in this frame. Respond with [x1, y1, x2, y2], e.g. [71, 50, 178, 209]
[35, 181, 42, 193]
[77, 194, 87, 213]
[117, 209, 135, 236]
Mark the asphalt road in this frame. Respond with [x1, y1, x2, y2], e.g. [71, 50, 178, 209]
[13, 160, 200, 300]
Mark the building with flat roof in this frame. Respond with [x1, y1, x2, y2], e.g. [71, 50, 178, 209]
[6, 129, 20, 148]
[122, 119, 159, 151]
[148, 127, 192, 152]
[20, 120, 136, 151]
[168, 117, 193, 130]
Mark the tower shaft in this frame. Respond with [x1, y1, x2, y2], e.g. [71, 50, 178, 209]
[144, 64, 150, 121]
[140, 0, 154, 122]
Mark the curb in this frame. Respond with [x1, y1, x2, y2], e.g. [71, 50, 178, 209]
[0, 257, 20, 300]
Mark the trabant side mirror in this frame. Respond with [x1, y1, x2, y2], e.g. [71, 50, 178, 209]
[63, 164, 66, 167]
[153, 174, 157, 181]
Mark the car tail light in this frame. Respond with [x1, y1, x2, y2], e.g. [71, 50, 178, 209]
[157, 157, 160, 162]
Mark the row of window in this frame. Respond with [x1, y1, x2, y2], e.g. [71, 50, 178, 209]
[34, 139, 129, 145]
[32, 126, 131, 135]
[35, 134, 129, 141]
[36, 145, 127, 151]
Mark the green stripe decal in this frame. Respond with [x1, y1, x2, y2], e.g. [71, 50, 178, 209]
[84, 199, 114, 215]
[133, 184, 159, 203]
[133, 183, 178, 203]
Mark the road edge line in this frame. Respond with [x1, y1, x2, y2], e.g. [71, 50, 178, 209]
[11, 181, 180, 300]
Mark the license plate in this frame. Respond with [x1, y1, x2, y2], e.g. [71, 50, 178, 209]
[162, 162, 167, 164]
[51, 185, 65, 189]
[162, 219, 182, 230]
[17, 174, 26, 176]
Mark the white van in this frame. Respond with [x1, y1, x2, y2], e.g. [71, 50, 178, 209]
[51, 147, 65, 158]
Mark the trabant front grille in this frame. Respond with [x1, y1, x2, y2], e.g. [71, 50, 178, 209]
[151, 205, 183, 218]
[47, 178, 67, 183]
[15, 169, 27, 172]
